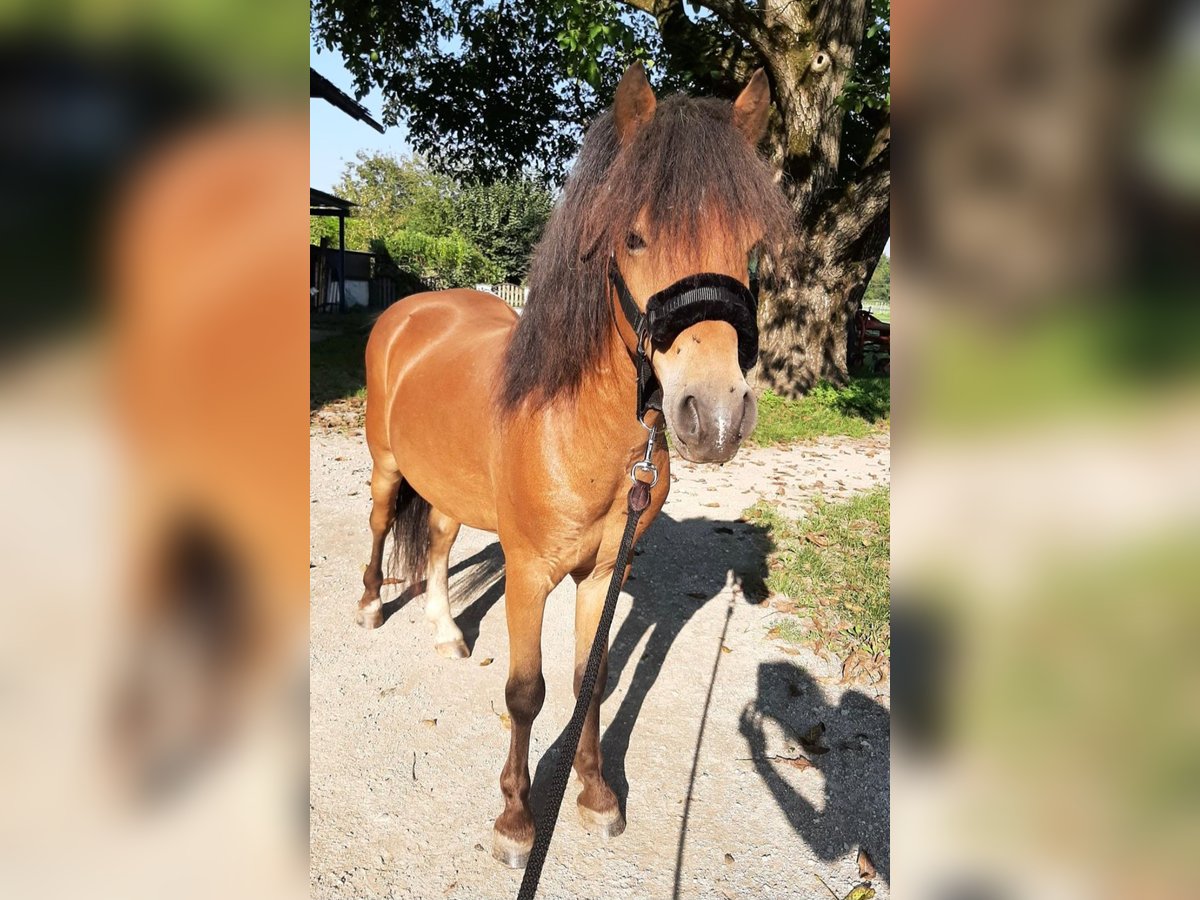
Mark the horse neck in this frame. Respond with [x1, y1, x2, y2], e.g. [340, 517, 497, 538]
[572, 323, 646, 445]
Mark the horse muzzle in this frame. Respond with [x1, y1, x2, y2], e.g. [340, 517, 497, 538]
[667, 382, 757, 463]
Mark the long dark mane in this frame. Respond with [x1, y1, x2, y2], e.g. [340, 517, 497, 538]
[499, 93, 791, 412]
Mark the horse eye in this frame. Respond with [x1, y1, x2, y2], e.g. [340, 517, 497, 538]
[625, 231, 646, 252]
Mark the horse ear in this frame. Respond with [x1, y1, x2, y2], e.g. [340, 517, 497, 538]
[732, 68, 771, 145]
[613, 62, 657, 145]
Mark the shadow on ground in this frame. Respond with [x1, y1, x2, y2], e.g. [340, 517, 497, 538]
[377, 510, 890, 886]
[739, 662, 891, 884]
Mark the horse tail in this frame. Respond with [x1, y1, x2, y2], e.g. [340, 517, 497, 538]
[389, 480, 431, 586]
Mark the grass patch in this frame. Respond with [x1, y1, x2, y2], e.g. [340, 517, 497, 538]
[750, 377, 890, 445]
[745, 486, 890, 667]
[310, 313, 375, 420]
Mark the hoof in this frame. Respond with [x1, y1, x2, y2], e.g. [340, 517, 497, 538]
[435, 639, 470, 659]
[577, 798, 625, 838]
[355, 601, 383, 629]
[491, 830, 532, 869]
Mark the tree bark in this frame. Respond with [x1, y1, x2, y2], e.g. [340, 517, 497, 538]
[757, 198, 889, 394]
[758, 133, 890, 395]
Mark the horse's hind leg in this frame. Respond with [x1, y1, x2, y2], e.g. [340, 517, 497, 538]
[356, 462, 401, 629]
[426, 508, 468, 659]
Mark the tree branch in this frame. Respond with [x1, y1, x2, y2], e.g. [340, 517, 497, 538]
[619, 0, 768, 80]
[793, 118, 888, 273]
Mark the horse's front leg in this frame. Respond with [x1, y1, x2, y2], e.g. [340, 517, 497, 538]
[571, 566, 626, 837]
[492, 557, 552, 868]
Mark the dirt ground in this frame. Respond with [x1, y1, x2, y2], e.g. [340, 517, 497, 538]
[310, 429, 890, 899]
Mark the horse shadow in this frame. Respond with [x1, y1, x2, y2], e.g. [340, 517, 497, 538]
[380, 542, 507, 650]
[524, 510, 891, 887]
[739, 661, 891, 884]
[388, 511, 890, 884]
[526, 511, 772, 819]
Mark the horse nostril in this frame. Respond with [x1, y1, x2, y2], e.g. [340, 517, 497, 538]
[677, 394, 701, 441]
[736, 389, 755, 441]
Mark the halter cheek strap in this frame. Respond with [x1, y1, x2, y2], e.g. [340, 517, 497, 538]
[608, 254, 760, 419]
[608, 258, 662, 418]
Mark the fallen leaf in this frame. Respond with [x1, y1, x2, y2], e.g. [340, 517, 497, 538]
[782, 756, 814, 771]
[499, 712, 512, 730]
[766, 625, 782, 639]
[721, 644, 732, 654]
[844, 887, 875, 900]
[686, 591, 706, 599]
[806, 532, 831, 547]
[724, 853, 734, 865]
[702, 501, 721, 508]
[857, 847, 877, 881]
[421, 718, 437, 728]
[479, 658, 494, 667]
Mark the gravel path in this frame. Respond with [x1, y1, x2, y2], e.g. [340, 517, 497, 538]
[310, 430, 890, 899]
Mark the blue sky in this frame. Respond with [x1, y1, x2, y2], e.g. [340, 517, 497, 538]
[310, 40, 411, 191]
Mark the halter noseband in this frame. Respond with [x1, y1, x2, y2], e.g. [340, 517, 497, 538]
[608, 254, 759, 419]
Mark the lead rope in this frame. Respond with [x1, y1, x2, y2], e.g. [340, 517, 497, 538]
[516, 421, 658, 900]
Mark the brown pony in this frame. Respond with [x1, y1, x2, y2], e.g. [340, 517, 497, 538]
[357, 64, 791, 867]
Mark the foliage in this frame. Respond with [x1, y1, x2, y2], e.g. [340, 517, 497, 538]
[383, 228, 500, 286]
[311, 0, 889, 185]
[323, 152, 458, 246]
[837, 0, 891, 179]
[863, 253, 890, 309]
[746, 486, 891, 660]
[750, 378, 890, 445]
[311, 1, 598, 180]
[312, 152, 552, 286]
[453, 178, 555, 282]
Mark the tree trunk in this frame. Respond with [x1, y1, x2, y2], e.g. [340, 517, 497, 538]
[747, 0, 887, 396]
[756, 172, 890, 397]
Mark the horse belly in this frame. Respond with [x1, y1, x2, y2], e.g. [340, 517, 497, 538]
[380, 292, 512, 532]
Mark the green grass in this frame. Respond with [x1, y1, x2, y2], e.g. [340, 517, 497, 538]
[310, 313, 374, 415]
[750, 377, 890, 445]
[745, 486, 891, 662]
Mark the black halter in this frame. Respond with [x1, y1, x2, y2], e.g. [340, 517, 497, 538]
[608, 254, 759, 419]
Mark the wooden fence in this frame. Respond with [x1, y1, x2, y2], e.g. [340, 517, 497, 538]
[483, 283, 527, 309]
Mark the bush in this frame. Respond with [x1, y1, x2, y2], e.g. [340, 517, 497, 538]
[382, 228, 501, 287]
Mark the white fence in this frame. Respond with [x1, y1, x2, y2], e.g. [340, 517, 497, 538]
[478, 283, 528, 309]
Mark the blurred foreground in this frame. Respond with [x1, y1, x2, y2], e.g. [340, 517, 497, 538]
[893, 0, 1199, 897]
[0, 4, 307, 900]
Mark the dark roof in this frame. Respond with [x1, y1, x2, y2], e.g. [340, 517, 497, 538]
[311, 187, 355, 216]
[310, 68, 385, 133]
